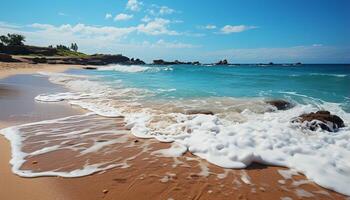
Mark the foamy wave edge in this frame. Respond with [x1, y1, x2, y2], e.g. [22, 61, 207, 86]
[96, 64, 173, 73]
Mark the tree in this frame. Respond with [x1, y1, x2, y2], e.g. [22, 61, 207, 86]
[56, 44, 70, 51]
[0, 33, 25, 46]
[0, 35, 9, 46]
[70, 43, 78, 52]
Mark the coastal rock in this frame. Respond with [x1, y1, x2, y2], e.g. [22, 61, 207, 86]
[292, 111, 345, 132]
[0, 53, 18, 62]
[215, 59, 228, 65]
[83, 66, 98, 70]
[124, 58, 146, 65]
[266, 100, 293, 110]
[0, 45, 57, 56]
[32, 57, 47, 64]
[153, 59, 201, 65]
[185, 110, 214, 115]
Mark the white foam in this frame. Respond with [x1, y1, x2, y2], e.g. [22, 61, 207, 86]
[309, 73, 348, 78]
[96, 64, 173, 73]
[295, 189, 314, 198]
[97, 65, 151, 73]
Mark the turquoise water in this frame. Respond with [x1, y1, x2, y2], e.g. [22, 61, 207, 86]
[70, 64, 350, 111]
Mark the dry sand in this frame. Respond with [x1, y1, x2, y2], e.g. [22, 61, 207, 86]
[0, 63, 348, 200]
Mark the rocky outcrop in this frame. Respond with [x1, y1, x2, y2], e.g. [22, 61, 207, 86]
[266, 100, 293, 110]
[32, 57, 47, 64]
[123, 58, 146, 65]
[83, 66, 98, 70]
[292, 111, 345, 132]
[20, 54, 145, 66]
[215, 59, 228, 65]
[0, 53, 18, 62]
[153, 59, 201, 65]
[0, 45, 57, 56]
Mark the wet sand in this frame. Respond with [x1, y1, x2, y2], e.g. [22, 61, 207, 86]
[0, 70, 348, 200]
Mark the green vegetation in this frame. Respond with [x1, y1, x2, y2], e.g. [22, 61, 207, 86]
[54, 43, 86, 57]
[56, 48, 88, 58]
[1, 33, 87, 58]
[0, 33, 25, 46]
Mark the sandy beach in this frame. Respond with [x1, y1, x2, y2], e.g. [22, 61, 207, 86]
[0, 62, 348, 200]
[0, 61, 83, 79]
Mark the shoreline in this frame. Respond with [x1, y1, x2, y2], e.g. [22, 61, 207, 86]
[0, 61, 84, 79]
[0, 64, 348, 199]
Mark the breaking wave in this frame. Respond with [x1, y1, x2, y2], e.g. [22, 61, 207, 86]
[97, 64, 173, 73]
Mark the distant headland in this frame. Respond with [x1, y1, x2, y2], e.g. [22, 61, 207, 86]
[1, 33, 302, 66]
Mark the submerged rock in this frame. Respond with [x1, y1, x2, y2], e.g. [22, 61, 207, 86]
[83, 66, 97, 70]
[292, 110, 345, 132]
[266, 100, 293, 110]
[185, 110, 214, 115]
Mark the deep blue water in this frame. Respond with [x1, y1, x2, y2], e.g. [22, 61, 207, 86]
[69, 64, 350, 111]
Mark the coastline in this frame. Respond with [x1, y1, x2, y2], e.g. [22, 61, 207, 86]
[0, 61, 83, 79]
[0, 63, 348, 200]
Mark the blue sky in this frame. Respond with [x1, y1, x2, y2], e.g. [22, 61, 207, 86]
[0, 0, 349, 63]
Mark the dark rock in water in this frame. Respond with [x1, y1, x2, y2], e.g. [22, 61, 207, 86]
[266, 100, 293, 110]
[83, 66, 97, 70]
[215, 59, 228, 65]
[124, 58, 146, 65]
[153, 59, 199, 65]
[292, 110, 345, 132]
[186, 110, 214, 115]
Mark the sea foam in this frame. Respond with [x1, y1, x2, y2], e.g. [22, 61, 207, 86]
[96, 64, 173, 73]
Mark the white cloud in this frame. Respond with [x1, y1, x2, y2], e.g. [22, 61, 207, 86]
[147, 5, 176, 16]
[105, 13, 112, 19]
[141, 15, 151, 22]
[126, 0, 142, 11]
[159, 6, 175, 15]
[312, 44, 323, 47]
[29, 23, 137, 41]
[220, 25, 258, 34]
[151, 39, 199, 48]
[137, 18, 179, 35]
[1, 21, 349, 63]
[197, 24, 216, 30]
[114, 13, 133, 21]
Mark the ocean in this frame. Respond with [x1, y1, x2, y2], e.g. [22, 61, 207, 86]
[74, 64, 350, 106]
[2, 64, 350, 195]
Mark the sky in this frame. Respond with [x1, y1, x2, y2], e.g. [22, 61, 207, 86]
[0, 0, 349, 63]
